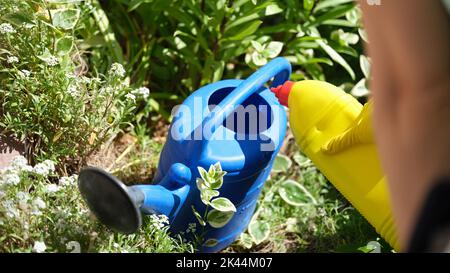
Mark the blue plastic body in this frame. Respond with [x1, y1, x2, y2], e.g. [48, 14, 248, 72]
[138, 58, 291, 252]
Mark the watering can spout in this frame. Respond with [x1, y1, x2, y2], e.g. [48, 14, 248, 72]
[78, 163, 191, 234]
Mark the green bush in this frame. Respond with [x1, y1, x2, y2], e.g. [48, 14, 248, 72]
[0, 0, 146, 170]
[99, 0, 369, 119]
[0, 155, 193, 252]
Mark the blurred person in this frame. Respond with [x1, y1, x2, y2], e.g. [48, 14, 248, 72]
[357, 0, 450, 251]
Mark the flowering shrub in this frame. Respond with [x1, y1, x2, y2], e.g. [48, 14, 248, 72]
[0, 156, 192, 253]
[0, 1, 148, 171]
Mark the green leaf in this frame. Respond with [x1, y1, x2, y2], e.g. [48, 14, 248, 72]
[210, 197, 236, 212]
[252, 52, 267, 66]
[192, 205, 206, 226]
[315, 0, 354, 11]
[127, 0, 153, 12]
[303, 0, 315, 12]
[263, 41, 283, 58]
[52, 9, 80, 30]
[359, 55, 371, 79]
[251, 40, 264, 52]
[278, 180, 317, 206]
[271, 154, 292, 173]
[197, 166, 210, 184]
[293, 152, 310, 166]
[224, 20, 262, 41]
[265, 3, 283, 16]
[316, 39, 355, 80]
[248, 220, 270, 244]
[239, 233, 253, 249]
[55, 37, 73, 56]
[203, 238, 219, 247]
[305, 3, 355, 28]
[207, 209, 234, 228]
[200, 189, 220, 205]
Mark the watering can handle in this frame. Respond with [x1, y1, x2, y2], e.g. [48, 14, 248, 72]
[203, 57, 291, 136]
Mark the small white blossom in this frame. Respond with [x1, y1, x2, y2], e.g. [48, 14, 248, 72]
[44, 55, 59, 66]
[18, 69, 31, 78]
[2, 200, 19, 218]
[7, 56, 19, 64]
[65, 73, 76, 79]
[33, 163, 49, 176]
[132, 87, 150, 100]
[125, 93, 136, 102]
[0, 23, 16, 34]
[0, 191, 5, 199]
[59, 175, 77, 187]
[45, 184, 60, 193]
[33, 160, 55, 176]
[16, 191, 30, 201]
[3, 173, 20, 185]
[33, 241, 47, 253]
[150, 214, 169, 229]
[31, 197, 46, 216]
[109, 63, 125, 78]
[11, 155, 28, 169]
[33, 197, 46, 209]
[67, 85, 79, 97]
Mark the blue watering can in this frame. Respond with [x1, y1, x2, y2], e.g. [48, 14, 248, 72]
[78, 57, 291, 252]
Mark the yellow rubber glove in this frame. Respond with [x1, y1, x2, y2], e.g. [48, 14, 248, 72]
[321, 100, 374, 153]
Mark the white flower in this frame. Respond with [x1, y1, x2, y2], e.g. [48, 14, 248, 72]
[33, 241, 47, 253]
[0, 23, 16, 34]
[109, 63, 125, 78]
[32, 197, 46, 209]
[2, 200, 19, 218]
[33, 160, 55, 176]
[44, 55, 59, 66]
[11, 155, 28, 169]
[67, 85, 79, 97]
[3, 173, 20, 185]
[125, 93, 136, 102]
[31, 197, 46, 215]
[0, 191, 5, 199]
[45, 184, 60, 193]
[7, 56, 19, 64]
[132, 87, 150, 100]
[43, 160, 55, 172]
[18, 69, 31, 78]
[33, 163, 49, 176]
[150, 214, 169, 229]
[16, 191, 30, 201]
[59, 175, 77, 187]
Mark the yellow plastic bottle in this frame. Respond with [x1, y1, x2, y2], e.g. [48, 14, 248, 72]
[271, 80, 399, 250]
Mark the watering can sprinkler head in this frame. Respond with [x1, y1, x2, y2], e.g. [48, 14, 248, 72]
[78, 163, 192, 234]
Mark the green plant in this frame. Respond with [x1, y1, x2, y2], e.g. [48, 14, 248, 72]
[97, 0, 367, 120]
[191, 162, 236, 248]
[0, 0, 147, 171]
[0, 155, 193, 253]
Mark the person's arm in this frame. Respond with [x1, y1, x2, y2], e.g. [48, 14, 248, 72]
[358, 0, 450, 249]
